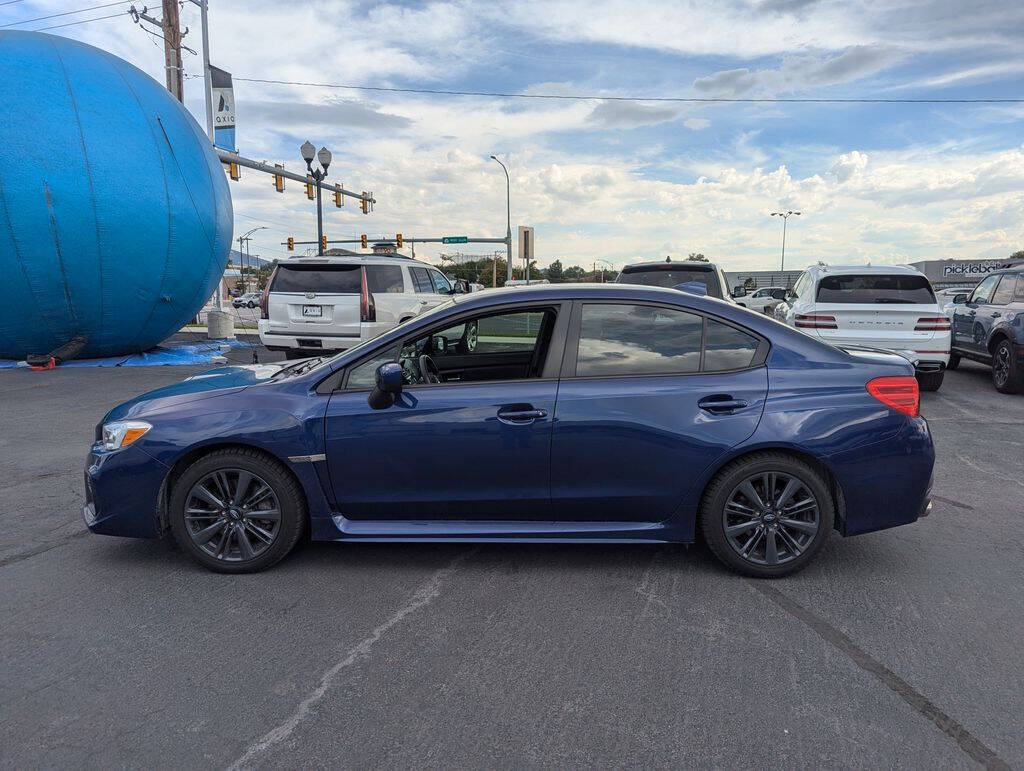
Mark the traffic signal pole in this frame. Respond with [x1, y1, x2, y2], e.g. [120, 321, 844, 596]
[215, 149, 375, 207]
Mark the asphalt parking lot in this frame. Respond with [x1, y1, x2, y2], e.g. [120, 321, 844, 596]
[1, 357, 1022, 769]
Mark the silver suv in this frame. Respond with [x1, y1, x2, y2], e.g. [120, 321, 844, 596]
[258, 255, 462, 359]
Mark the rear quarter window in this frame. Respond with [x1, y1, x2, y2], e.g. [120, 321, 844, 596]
[815, 274, 935, 304]
[270, 264, 361, 294]
[366, 265, 404, 293]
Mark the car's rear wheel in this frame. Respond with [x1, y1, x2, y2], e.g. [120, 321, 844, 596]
[917, 370, 944, 392]
[700, 453, 834, 578]
[169, 449, 305, 573]
[991, 339, 1024, 394]
[946, 352, 960, 371]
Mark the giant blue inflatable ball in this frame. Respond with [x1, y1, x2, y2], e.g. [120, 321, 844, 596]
[0, 31, 232, 360]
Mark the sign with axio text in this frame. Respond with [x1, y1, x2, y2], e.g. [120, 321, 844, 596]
[210, 65, 236, 152]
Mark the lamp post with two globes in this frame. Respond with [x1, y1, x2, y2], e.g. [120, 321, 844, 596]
[301, 141, 333, 255]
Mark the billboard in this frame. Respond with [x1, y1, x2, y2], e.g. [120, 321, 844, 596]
[910, 258, 1024, 285]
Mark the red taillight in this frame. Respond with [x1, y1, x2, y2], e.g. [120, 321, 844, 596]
[794, 313, 838, 329]
[360, 267, 376, 323]
[867, 376, 919, 417]
[914, 316, 951, 331]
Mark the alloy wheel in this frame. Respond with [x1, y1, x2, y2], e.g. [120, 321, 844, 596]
[722, 471, 820, 566]
[994, 345, 1010, 387]
[183, 469, 281, 562]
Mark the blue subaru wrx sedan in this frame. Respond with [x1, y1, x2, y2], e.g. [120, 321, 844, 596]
[84, 284, 934, 577]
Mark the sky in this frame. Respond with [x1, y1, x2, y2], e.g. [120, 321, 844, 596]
[3, 0, 1024, 271]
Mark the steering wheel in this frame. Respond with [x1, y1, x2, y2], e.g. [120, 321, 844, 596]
[418, 354, 442, 384]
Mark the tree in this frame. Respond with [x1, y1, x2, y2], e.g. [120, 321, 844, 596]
[687, 252, 709, 262]
[546, 260, 564, 282]
[743, 277, 756, 289]
[563, 265, 586, 281]
[1010, 250, 1024, 262]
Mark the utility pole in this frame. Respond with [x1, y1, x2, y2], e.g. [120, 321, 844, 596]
[161, 0, 184, 102]
[193, 0, 214, 140]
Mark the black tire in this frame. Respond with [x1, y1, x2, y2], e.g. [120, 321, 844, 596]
[169, 448, 306, 573]
[700, 452, 834, 578]
[916, 370, 944, 392]
[992, 338, 1024, 394]
[946, 352, 960, 371]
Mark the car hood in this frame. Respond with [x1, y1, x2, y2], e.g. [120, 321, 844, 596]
[103, 364, 285, 422]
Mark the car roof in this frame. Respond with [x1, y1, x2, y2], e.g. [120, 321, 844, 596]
[807, 264, 925, 277]
[280, 254, 433, 267]
[450, 282, 741, 313]
[621, 260, 720, 271]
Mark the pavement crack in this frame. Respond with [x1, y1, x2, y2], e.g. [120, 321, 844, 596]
[226, 548, 477, 770]
[0, 529, 89, 569]
[751, 581, 1010, 770]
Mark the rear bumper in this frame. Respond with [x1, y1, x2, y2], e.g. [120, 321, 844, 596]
[830, 417, 935, 536]
[258, 320, 391, 351]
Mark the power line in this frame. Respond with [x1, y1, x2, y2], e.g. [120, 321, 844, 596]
[0, 0, 29, 6]
[31, 10, 125, 31]
[1, 0, 126, 28]
[229, 76, 1024, 104]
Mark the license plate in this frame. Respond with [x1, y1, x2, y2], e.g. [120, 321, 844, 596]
[302, 305, 322, 317]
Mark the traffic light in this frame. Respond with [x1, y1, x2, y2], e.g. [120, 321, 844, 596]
[273, 163, 285, 193]
[306, 180, 315, 200]
[287, 237, 295, 252]
[360, 234, 368, 249]
[396, 233, 403, 249]
[227, 162, 240, 181]
[360, 192, 369, 214]
[333, 189, 342, 208]
[320, 235, 328, 252]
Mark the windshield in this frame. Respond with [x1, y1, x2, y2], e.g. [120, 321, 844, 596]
[815, 274, 935, 304]
[617, 267, 722, 298]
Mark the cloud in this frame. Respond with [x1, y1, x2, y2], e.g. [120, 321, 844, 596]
[684, 118, 711, 130]
[588, 100, 680, 128]
[693, 68, 757, 96]
[693, 46, 903, 96]
[243, 100, 412, 131]
[829, 150, 869, 182]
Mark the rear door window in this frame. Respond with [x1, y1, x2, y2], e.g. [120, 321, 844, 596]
[576, 304, 703, 376]
[410, 267, 433, 293]
[815, 274, 936, 304]
[270, 264, 361, 294]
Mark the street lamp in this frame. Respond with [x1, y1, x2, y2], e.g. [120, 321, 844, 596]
[770, 210, 800, 271]
[238, 226, 266, 288]
[302, 140, 332, 255]
[490, 155, 512, 285]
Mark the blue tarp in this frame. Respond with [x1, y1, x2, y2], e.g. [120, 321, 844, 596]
[0, 338, 258, 369]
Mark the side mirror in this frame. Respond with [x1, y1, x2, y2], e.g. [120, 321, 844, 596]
[732, 287, 747, 298]
[432, 335, 448, 354]
[953, 293, 968, 304]
[368, 362, 403, 410]
[453, 280, 468, 294]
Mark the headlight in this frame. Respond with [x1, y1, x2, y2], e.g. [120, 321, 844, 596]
[101, 420, 152, 451]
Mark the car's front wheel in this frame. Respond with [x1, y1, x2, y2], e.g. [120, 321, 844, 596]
[169, 448, 305, 573]
[700, 452, 834, 578]
[992, 339, 1024, 394]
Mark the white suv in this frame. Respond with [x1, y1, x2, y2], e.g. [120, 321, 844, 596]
[735, 286, 787, 314]
[775, 264, 950, 391]
[258, 255, 461, 359]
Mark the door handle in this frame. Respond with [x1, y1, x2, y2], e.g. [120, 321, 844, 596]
[497, 406, 548, 424]
[698, 396, 749, 414]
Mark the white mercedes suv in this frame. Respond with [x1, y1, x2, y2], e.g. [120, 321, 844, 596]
[775, 264, 950, 391]
[258, 255, 462, 359]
